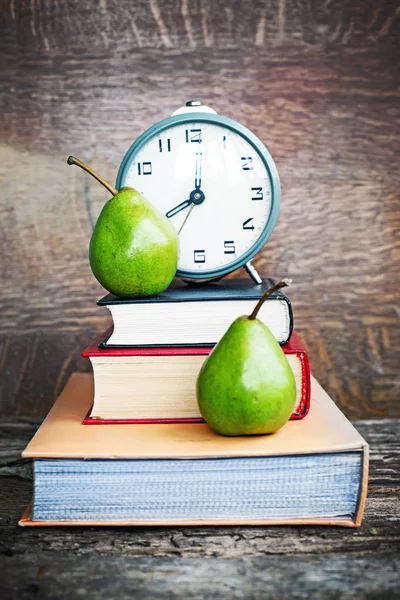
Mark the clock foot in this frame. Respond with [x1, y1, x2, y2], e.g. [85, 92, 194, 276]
[244, 261, 262, 285]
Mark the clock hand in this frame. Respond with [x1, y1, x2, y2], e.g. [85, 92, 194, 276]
[165, 199, 192, 218]
[178, 203, 195, 234]
[177, 177, 206, 235]
[165, 188, 206, 219]
[166, 152, 205, 220]
[194, 151, 202, 189]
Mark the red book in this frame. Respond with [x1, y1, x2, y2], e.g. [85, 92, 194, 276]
[82, 330, 310, 424]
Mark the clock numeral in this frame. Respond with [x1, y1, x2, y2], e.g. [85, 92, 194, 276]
[241, 157, 253, 171]
[251, 187, 263, 201]
[243, 218, 255, 230]
[194, 249, 206, 263]
[159, 139, 171, 152]
[186, 129, 202, 143]
[224, 241, 235, 254]
[137, 162, 152, 175]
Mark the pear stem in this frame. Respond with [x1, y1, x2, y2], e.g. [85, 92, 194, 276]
[248, 278, 292, 320]
[67, 156, 118, 196]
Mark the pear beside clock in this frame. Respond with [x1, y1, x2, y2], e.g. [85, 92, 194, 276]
[67, 157, 179, 298]
[116, 100, 281, 284]
[196, 280, 296, 436]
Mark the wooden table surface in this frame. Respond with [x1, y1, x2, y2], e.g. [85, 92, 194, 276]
[0, 418, 399, 599]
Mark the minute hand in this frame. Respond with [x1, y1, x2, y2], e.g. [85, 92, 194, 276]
[165, 199, 192, 218]
[195, 151, 202, 189]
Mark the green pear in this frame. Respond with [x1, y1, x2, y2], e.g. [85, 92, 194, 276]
[68, 157, 178, 298]
[196, 280, 296, 436]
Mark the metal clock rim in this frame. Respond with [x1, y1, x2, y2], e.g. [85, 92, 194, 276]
[116, 112, 281, 280]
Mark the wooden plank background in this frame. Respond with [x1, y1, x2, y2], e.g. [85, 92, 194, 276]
[0, 0, 399, 419]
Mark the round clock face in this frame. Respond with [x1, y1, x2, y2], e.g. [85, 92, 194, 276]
[117, 115, 279, 278]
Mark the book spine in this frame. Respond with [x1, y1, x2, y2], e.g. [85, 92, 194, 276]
[290, 351, 311, 419]
[354, 445, 369, 527]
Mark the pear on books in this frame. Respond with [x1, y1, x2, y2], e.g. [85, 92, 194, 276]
[67, 156, 179, 298]
[196, 279, 297, 436]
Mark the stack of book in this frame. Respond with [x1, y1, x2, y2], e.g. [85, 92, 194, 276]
[82, 279, 310, 424]
[20, 278, 368, 527]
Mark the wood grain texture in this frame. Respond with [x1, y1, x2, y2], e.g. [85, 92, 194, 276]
[1, 554, 399, 600]
[0, 0, 399, 418]
[0, 418, 399, 598]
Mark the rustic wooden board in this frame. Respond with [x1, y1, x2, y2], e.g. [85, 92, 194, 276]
[0, 418, 399, 598]
[0, 0, 399, 418]
[1, 553, 399, 600]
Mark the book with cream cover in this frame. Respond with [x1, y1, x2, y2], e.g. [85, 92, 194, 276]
[98, 278, 293, 347]
[82, 330, 310, 423]
[20, 373, 368, 527]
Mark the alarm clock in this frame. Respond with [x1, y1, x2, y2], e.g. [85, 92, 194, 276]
[116, 101, 280, 284]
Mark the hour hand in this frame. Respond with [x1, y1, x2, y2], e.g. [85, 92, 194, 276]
[165, 199, 192, 218]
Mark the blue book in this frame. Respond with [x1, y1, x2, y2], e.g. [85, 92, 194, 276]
[20, 373, 368, 527]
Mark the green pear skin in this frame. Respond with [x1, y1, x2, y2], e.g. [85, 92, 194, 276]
[89, 187, 179, 298]
[196, 316, 297, 436]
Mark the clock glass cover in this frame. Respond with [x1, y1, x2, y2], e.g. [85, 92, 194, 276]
[117, 115, 279, 279]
